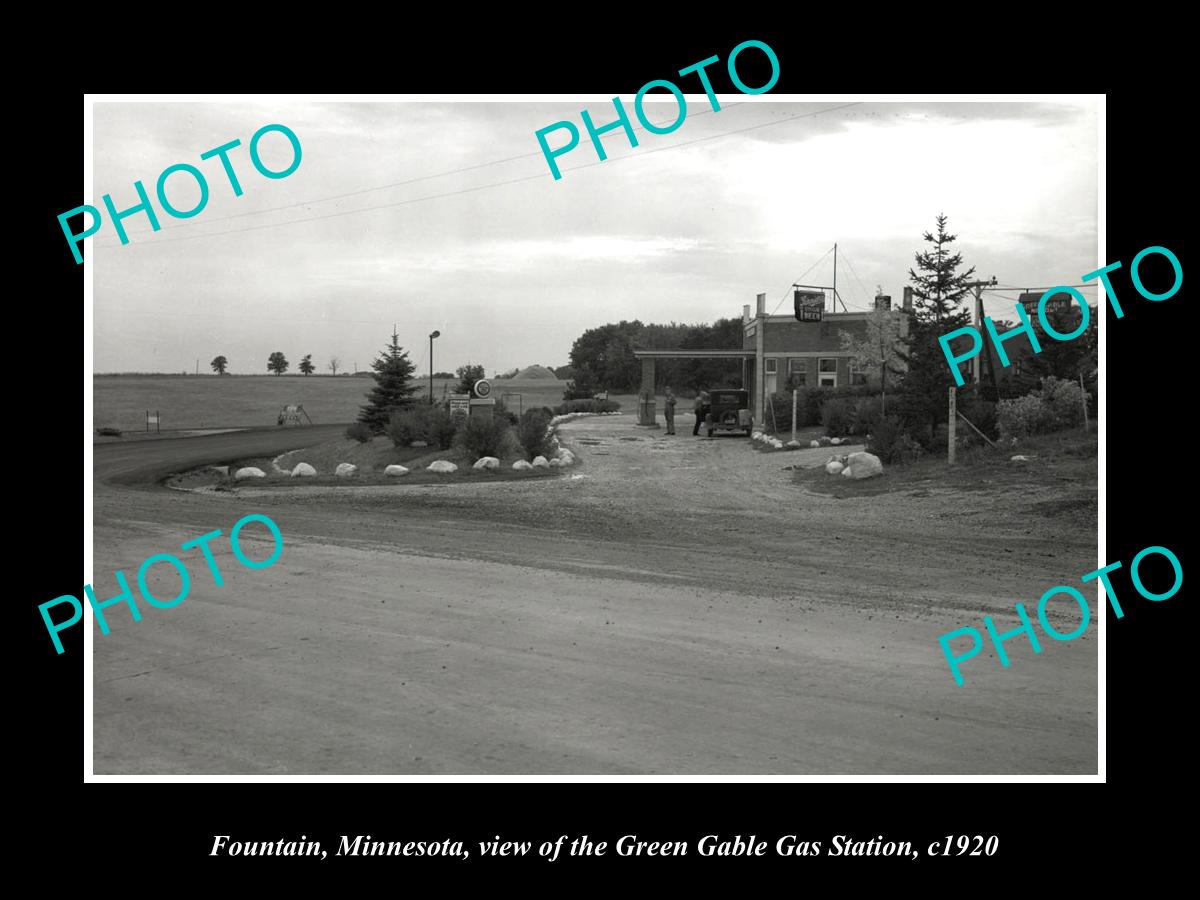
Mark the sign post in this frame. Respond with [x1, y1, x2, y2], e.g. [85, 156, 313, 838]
[791, 389, 798, 442]
[948, 388, 957, 465]
[146, 410, 160, 433]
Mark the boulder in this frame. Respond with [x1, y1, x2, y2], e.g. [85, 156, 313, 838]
[818, 436, 832, 446]
[549, 458, 563, 467]
[234, 466, 265, 480]
[1010, 455, 1035, 462]
[557, 449, 575, 463]
[557, 455, 573, 467]
[831, 437, 842, 445]
[384, 464, 409, 476]
[843, 451, 884, 480]
[512, 459, 533, 471]
[531, 456, 550, 468]
[770, 440, 784, 450]
[473, 456, 500, 470]
[825, 460, 845, 475]
[752, 431, 764, 441]
[786, 440, 801, 449]
[427, 460, 457, 474]
[335, 463, 357, 477]
[809, 440, 820, 448]
[290, 462, 317, 477]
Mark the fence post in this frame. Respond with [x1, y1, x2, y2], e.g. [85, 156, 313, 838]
[948, 388, 957, 465]
[792, 389, 798, 442]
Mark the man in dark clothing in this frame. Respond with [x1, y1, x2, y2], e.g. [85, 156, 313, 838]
[664, 387, 677, 435]
[693, 390, 710, 436]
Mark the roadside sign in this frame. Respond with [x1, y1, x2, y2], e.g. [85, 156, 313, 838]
[449, 393, 470, 418]
[794, 290, 825, 322]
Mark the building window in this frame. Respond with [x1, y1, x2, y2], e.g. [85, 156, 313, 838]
[764, 358, 778, 375]
[787, 358, 807, 387]
[818, 357, 837, 387]
[849, 362, 868, 386]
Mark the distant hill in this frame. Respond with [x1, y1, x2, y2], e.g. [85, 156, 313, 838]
[506, 365, 560, 380]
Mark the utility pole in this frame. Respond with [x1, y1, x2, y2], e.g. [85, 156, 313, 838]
[832, 242, 839, 312]
[966, 277, 999, 398]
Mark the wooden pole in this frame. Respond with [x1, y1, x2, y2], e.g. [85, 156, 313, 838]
[948, 388, 957, 465]
[792, 388, 798, 442]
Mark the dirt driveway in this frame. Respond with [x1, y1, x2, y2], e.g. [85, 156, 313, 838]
[92, 415, 1097, 774]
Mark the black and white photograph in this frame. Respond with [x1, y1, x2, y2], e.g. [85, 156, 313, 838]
[82, 94, 1103, 777]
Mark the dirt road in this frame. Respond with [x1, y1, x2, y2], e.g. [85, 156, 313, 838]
[92, 416, 1097, 774]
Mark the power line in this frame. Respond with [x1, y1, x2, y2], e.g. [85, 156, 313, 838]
[102, 100, 761, 241]
[96, 102, 863, 250]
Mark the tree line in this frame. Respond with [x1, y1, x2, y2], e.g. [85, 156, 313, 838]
[209, 354, 343, 376]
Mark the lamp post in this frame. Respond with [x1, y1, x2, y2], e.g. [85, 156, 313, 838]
[429, 330, 440, 404]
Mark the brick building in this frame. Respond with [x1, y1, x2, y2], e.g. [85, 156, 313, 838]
[740, 290, 910, 427]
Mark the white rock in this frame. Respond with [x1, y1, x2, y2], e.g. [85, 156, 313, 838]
[825, 460, 845, 475]
[473, 456, 500, 470]
[843, 451, 884, 480]
[427, 460, 457, 474]
[752, 431, 764, 441]
[335, 463, 357, 477]
[290, 462, 317, 477]
[384, 464, 409, 476]
[809, 440, 820, 448]
[234, 466, 265, 480]
[786, 440, 801, 449]
[512, 459, 533, 470]
[531, 456, 550, 468]
[831, 437, 842, 445]
[549, 458, 563, 467]
[1011, 455, 1033, 462]
[558, 455, 573, 467]
[770, 440, 784, 449]
[557, 449, 575, 463]
[841, 466, 854, 477]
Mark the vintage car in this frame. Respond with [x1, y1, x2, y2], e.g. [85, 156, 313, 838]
[706, 388, 752, 437]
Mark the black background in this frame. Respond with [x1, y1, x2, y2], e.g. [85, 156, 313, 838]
[23, 22, 1186, 883]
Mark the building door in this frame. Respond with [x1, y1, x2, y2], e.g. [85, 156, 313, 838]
[765, 358, 778, 394]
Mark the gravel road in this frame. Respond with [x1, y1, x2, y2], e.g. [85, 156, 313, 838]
[92, 416, 1097, 774]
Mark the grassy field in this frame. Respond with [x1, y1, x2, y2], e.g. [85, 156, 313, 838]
[92, 374, 635, 432]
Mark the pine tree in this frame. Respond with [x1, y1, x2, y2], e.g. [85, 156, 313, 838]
[358, 330, 418, 433]
[897, 214, 976, 438]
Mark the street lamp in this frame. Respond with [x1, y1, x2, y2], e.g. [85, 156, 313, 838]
[429, 330, 441, 404]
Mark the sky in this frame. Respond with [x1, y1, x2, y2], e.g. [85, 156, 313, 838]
[91, 97, 1099, 375]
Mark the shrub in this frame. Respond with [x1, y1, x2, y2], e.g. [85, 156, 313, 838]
[345, 422, 373, 443]
[456, 413, 510, 460]
[1038, 376, 1087, 429]
[866, 415, 926, 464]
[552, 399, 620, 415]
[851, 397, 883, 435]
[960, 397, 998, 439]
[386, 405, 429, 447]
[428, 407, 459, 450]
[997, 395, 1052, 442]
[516, 408, 553, 460]
[821, 398, 855, 437]
[493, 397, 519, 426]
[867, 415, 902, 461]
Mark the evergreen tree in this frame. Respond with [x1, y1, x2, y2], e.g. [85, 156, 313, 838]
[897, 214, 976, 439]
[358, 330, 418, 432]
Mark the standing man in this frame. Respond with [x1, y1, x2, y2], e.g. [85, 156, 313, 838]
[664, 387, 677, 435]
[693, 388, 710, 436]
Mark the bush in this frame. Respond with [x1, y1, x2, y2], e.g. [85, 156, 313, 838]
[456, 413, 510, 460]
[867, 415, 926, 464]
[516, 408, 553, 460]
[345, 422, 373, 443]
[821, 398, 855, 437]
[997, 395, 1052, 442]
[851, 397, 883, 436]
[1038, 376, 1087, 429]
[493, 397, 520, 426]
[960, 397, 998, 439]
[552, 399, 620, 415]
[428, 407, 459, 450]
[386, 405, 432, 447]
